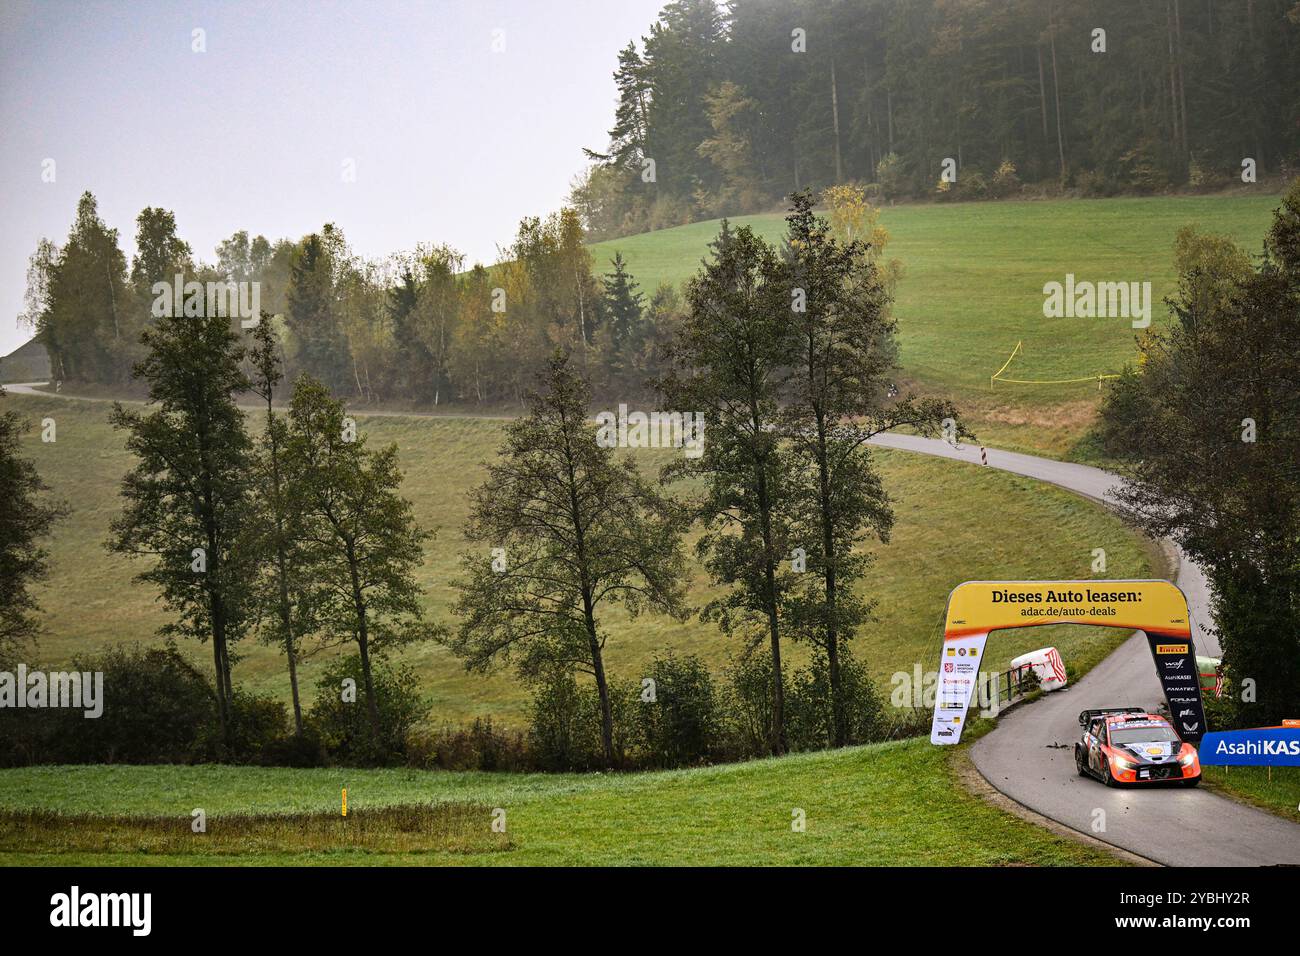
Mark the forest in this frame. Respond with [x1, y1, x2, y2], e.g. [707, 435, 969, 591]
[571, 0, 1300, 237]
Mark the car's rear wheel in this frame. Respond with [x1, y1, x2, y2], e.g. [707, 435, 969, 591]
[1075, 745, 1088, 777]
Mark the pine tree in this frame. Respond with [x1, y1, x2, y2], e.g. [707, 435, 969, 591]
[286, 232, 351, 393]
[600, 252, 646, 386]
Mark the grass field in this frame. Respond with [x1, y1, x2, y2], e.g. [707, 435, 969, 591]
[1201, 765, 1300, 824]
[0, 738, 1119, 866]
[591, 191, 1283, 457]
[4, 390, 1162, 725]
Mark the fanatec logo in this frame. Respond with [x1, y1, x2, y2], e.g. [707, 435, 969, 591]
[50, 886, 151, 936]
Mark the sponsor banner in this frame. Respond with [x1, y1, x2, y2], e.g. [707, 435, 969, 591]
[1198, 727, 1300, 766]
[943, 580, 1191, 639]
[1145, 632, 1207, 743]
[930, 632, 988, 745]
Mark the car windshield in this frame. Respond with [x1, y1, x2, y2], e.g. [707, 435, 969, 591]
[1110, 725, 1180, 745]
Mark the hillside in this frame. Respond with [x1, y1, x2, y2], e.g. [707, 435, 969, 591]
[7, 390, 1161, 725]
[590, 192, 1282, 457]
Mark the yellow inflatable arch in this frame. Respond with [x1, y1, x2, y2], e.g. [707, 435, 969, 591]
[930, 580, 1207, 745]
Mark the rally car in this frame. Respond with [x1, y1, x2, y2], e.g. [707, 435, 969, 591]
[1074, 707, 1201, 787]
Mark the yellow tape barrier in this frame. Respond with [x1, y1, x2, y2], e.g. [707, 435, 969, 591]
[990, 340, 1120, 388]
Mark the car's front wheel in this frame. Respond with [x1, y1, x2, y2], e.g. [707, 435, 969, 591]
[1101, 756, 1118, 787]
[1181, 776, 1201, 788]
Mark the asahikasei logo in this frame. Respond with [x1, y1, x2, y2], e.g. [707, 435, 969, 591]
[1198, 727, 1300, 766]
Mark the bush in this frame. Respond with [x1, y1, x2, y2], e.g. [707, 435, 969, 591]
[217, 690, 290, 764]
[957, 167, 989, 200]
[632, 653, 718, 767]
[875, 152, 907, 201]
[525, 666, 604, 770]
[1117, 141, 1171, 193]
[306, 654, 429, 765]
[717, 652, 781, 760]
[785, 651, 885, 751]
[0, 644, 217, 766]
[410, 718, 532, 771]
[991, 159, 1021, 198]
[259, 725, 327, 767]
[1077, 168, 1120, 198]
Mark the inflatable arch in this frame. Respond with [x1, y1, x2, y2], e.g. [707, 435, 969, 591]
[930, 580, 1208, 745]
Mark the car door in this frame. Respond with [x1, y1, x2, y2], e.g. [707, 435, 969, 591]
[1087, 719, 1106, 773]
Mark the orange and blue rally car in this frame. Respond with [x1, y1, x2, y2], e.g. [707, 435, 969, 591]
[1075, 707, 1201, 787]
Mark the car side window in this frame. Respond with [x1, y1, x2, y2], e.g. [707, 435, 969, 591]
[1090, 719, 1105, 741]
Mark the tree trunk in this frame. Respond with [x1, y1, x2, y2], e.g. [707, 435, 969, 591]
[1049, 18, 1067, 182]
[347, 543, 381, 736]
[267, 404, 303, 735]
[886, 89, 895, 153]
[813, 407, 846, 747]
[583, 595, 615, 767]
[1167, 2, 1182, 158]
[560, 411, 615, 766]
[1036, 44, 1049, 142]
[210, 625, 229, 745]
[755, 467, 786, 755]
[1174, 0, 1189, 157]
[830, 57, 844, 184]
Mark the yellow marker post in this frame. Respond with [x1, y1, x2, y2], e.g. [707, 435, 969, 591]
[342, 788, 347, 817]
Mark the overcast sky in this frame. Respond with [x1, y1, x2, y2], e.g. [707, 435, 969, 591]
[0, 0, 667, 356]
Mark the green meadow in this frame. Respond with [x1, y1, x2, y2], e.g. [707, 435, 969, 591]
[5, 390, 1161, 724]
[0, 740, 1118, 866]
[591, 191, 1282, 457]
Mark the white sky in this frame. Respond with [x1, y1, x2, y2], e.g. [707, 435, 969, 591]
[0, 0, 668, 355]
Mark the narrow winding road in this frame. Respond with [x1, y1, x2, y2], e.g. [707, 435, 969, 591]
[869, 433, 1300, 867]
[6, 382, 1299, 864]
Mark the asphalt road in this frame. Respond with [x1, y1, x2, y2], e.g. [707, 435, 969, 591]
[6, 382, 1297, 864]
[869, 433, 1300, 867]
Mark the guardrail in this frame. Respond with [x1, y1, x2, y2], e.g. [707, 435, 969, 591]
[989, 663, 1041, 708]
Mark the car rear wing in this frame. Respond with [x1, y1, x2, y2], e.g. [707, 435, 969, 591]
[1078, 707, 1146, 727]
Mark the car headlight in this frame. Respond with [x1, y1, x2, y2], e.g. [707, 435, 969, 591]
[1179, 750, 1197, 766]
[1112, 755, 1135, 770]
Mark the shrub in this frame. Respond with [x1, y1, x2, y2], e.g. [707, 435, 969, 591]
[875, 152, 906, 201]
[991, 159, 1021, 198]
[632, 653, 718, 767]
[1077, 168, 1119, 198]
[1117, 141, 1171, 193]
[306, 654, 429, 765]
[717, 652, 782, 760]
[217, 690, 290, 764]
[411, 718, 532, 771]
[0, 643, 217, 766]
[525, 666, 603, 770]
[957, 167, 989, 200]
[785, 651, 885, 751]
[259, 725, 327, 767]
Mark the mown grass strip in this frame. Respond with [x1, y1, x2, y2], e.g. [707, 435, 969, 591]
[0, 804, 511, 856]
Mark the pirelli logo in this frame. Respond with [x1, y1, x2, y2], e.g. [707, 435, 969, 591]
[1156, 643, 1189, 655]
